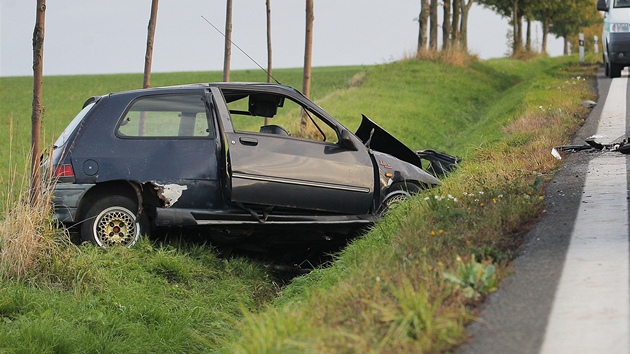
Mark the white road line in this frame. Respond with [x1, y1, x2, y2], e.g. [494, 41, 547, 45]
[596, 76, 629, 142]
[541, 76, 629, 354]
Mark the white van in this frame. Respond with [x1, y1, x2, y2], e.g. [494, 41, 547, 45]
[597, 0, 630, 78]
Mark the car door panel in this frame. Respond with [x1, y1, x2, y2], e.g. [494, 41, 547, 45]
[227, 132, 374, 214]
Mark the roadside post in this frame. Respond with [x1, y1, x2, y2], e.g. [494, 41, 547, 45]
[579, 33, 584, 64]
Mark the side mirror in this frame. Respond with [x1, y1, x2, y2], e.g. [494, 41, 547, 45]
[339, 130, 358, 151]
[597, 0, 608, 11]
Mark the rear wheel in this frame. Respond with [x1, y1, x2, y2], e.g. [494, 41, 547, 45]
[81, 195, 141, 248]
[610, 63, 623, 78]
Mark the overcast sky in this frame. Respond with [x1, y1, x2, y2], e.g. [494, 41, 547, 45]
[0, 0, 564, 77]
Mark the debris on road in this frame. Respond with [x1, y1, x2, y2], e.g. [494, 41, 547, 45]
[551, 135, 630, 160]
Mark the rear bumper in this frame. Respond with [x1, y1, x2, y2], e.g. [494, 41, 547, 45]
[52, 183, 94, 223]
[609, 33, 630, 65]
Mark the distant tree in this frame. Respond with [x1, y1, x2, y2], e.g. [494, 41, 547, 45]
[139, 0, 158, 136]
[301, 0, 313, 126]
[429, 0, 438, 51]
[525, 17, 532, 51]
[223, 0, 233, 82]
[529, 0, 561, 54]
[478, 0, 521, 55]
[452, 0, 461, 47]
[143, 0, 158, 89]
[443, 0, 452, 50]
[266, 0, 273, 84]
[479, 0, 600, 56]
[31, 0, 46, 204]
[549, 0, 601, 54]
[417, 0, 429, 57]
[517, 0, 539, 53]
[512, 6, 523, 52]
[459, 0, 475, 50]
[265, 0, 273, 126]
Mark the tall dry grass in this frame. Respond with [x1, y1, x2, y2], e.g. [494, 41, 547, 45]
[0, 188, 61, 281]
[0, 120, 76, 282]
[409, 47, 479, 67]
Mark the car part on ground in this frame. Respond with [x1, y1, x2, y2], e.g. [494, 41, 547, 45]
[551, 134, 630, 160]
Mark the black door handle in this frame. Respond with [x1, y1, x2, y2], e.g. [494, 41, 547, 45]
[239, 137, 258, 146]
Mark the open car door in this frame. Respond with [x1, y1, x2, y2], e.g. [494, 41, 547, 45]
[211, 87, 375, 215]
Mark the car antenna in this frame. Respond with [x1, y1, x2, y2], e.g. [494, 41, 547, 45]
[201, 15, 281, 85]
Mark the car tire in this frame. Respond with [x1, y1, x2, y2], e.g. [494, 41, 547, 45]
[378, 182, 421, 216]
[610, 63, 623, 78]
[605, 59, 610, 77]
[81, 195, 142, 248]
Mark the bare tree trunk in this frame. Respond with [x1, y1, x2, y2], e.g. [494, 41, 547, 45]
[563, 36, 569, 55]
[139, 0, 158, 136]
[30, 0, 46, 205]
[417, 0, 429, 57]
[442, 0, 451, 51]
[541, 18, 549, 54]
[429, 0, 438, 51]
[460, 0, 474, 51]
[301, 0, 314, 126]
[143, 0, 158, 89]
[265, 0, 273, 126]
[517, 14, 523, 51]
[417, 2, 423, 56]
[511, 0, 519, 55]
[266, 0, 273, 83]
[525, 18, 531, 52]
[452, 0, 461, 47]
[223, 0, 233, 82]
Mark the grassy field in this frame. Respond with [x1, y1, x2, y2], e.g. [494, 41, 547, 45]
[0, 54, 598, 352]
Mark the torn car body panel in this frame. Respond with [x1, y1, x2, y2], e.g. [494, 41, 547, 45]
[152, 182, 189, 207]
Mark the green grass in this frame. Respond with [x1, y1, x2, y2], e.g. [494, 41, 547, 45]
[0, 236, 281, 352]
[0, 54, 599, 352]
[220, 56, 598, 353]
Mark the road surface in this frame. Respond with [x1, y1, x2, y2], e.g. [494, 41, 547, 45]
[461, 67, 630, 354]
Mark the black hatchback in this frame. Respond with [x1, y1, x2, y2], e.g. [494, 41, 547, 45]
[49, 83, 457, 247]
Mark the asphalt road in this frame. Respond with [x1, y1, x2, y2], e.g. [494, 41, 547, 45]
[460, 67, 630, 354]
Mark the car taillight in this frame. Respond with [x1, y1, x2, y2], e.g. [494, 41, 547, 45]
[54, 164, 74, 178]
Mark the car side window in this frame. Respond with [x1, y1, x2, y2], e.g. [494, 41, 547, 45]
[225, 92, 338, 144]
[117, 94, 212, 138]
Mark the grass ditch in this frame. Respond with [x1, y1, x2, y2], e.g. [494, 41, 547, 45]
[0, 54, 599, 352]
[221, 56, 599, 353]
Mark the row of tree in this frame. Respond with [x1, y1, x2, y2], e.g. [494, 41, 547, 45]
[417, 0, 475, 55]
[417, 0, 602, 57]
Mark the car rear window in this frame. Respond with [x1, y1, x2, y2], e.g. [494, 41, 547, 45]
[54, 101, 96, 148]
[117, 94, 212, 138]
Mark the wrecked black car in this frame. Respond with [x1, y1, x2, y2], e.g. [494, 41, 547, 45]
[49, 83, 457, 247]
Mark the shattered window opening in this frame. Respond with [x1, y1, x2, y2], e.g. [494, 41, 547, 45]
[225, 91, 339, 144]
